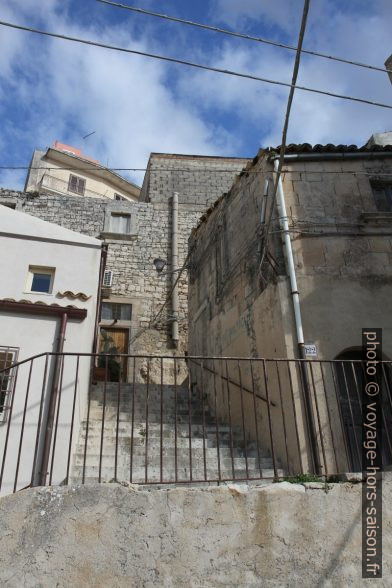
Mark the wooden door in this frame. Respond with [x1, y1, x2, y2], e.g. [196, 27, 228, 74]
[99, 328, 129, 382]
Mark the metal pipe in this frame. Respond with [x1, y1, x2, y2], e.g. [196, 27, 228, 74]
[274, 158, 304, 346]
[34, 312, 68, 486]
[93, 244, 108, 354]
[273, 158, 321, 474]
[281, 151, 392, 162]
[171, 192, 179, 347]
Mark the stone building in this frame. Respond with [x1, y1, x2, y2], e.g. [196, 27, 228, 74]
[188, 136, 392, 474]
[1, 151, 249, 377]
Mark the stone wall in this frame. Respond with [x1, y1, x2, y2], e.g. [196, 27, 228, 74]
[0, 480, 390, 586]
[0, 154, 249, 363]
[188, 152, 392, 361]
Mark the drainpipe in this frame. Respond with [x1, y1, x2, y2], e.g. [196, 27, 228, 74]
[34, 311, 68, 486]
[93, 244, 108, 354]
[171, 192, 179, 348]
[273, 158, 321, 474]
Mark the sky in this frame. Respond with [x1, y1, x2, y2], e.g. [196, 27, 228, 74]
[0, 0, 391, 190]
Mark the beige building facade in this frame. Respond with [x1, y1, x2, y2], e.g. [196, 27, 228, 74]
[188, 138, 392, 475]
[25, 141, 140, 202]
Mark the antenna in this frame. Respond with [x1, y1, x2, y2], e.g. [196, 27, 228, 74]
[82, 131, 96, 140]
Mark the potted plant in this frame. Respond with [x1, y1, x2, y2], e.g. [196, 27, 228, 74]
[94, 330, 121, 382]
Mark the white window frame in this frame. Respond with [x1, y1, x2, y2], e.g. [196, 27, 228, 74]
[103, 270, 113, 287]
[0, 347, 19, 424]
[110, 212, 132, 234]
[25, 266, 55, 295]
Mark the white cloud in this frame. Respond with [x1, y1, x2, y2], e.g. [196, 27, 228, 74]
[0, 0, 237, 189]
[0, 0, 391, 191]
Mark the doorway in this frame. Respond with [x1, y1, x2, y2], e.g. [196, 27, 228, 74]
[99, 328, 129, 382]
[335, 350, 392, 471]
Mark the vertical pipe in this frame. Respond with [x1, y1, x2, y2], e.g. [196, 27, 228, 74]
[273, 158, 321, 474]
[171, 192, 179, 347]
[36, 312, 68, 487]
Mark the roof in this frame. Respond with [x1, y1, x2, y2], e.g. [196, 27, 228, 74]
[191, 140, 392, 236]
[0, 206, 101, 248]
[268, 142, 392, 155]
[0, 298, 87, 320]
[148, 153, 250, 161]
[46, 147, 141, 197]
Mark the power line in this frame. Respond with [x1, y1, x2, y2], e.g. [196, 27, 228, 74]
[96, 0, 392, 75]
[260, 0, 310, 270]
[1, 166, 392, 176]
[1, 20, 392, 110]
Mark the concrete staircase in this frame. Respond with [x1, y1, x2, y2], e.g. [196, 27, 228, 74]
[71, 382, 283, 485]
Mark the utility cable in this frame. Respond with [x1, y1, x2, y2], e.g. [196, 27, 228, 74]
[1, 166, 392, 176]
[259, 0, 310, 271]
[96, 0, 392, 75]
[1, 20, 392, 110]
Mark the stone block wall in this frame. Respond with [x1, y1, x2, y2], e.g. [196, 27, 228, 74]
[188, 152, 392, 361]
[0, 153, 249, 361]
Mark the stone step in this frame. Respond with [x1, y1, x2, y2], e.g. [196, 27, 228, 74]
[74, 437, 267, 455]
[73, 445, 266, 459]
[70, 465, 279, 482]
[73, 453, 267, 469]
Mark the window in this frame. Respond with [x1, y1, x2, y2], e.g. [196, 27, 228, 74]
[103, 270, 113, 287]
[371, 181, 392, 213]
[0, 347, 18, 420]
[68, 174, 86, 195]
[26, 266, 55, 294]
[101, 302, 132, 321]
[110, 213, 131, 234]
[114, 193, 125, 201]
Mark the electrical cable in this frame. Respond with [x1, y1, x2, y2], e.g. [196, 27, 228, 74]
[1, 20, 392, 110]
[259, 0, 310, 271]
[96, 0, 392, 75]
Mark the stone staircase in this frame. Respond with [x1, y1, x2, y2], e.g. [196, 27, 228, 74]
[71, 382, 283, 485]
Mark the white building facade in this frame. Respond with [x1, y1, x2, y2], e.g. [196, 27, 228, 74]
[0, 206, 102, 495]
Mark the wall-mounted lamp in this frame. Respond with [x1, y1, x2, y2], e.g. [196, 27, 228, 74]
[153, 258, 166, 274]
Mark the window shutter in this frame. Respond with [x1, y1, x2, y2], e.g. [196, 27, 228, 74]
[103, 270, 113, 287]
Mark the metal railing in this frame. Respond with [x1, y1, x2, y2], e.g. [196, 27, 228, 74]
[1, 353, 391, 495]
[39, 173, 113, 200]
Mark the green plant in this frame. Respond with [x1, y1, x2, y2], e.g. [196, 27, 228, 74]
[98, 330, 121, 382]
[280, 473, 324, 484]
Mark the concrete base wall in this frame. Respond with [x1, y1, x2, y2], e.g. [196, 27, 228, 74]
[1, 481, 391, 586]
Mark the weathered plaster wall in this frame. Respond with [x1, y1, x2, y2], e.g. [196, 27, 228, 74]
[188, 153, 392, 361]
[0, 481, 390, 587]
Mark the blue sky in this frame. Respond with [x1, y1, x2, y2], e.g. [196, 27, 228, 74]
[0, 0, 391, 189]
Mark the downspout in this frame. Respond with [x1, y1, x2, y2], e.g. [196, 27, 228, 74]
[34, 311, 68, 486]
[273, 158, 321, 474]
[171, 192, 179, 348]
[93, 244, 108, 354]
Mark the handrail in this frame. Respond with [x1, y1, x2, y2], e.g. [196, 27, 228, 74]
[188, 358, 276, 406]
[1, 351, 385, 374]
[0, 353, 48, 374]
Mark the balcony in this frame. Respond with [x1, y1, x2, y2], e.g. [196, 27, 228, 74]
[39, 173, 112, 200]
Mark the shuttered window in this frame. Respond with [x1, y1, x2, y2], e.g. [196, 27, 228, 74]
[68, 174, 86, 195]
[0, 348, 18, 420]
[371, 182, 392, 213]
